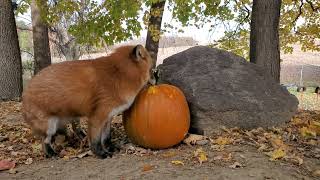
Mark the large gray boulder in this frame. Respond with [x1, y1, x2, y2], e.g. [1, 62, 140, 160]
[158, 46, 298, 135]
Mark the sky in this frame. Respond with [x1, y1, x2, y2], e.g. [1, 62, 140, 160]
[138, 2, 226, 45]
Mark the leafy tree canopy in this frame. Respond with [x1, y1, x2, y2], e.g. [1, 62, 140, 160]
[214, 0, 320, 59]
[16, 0, 320, 58]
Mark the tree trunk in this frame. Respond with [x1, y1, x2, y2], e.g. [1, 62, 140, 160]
[250, 0, 282, 83]
[0, 1, 23, 100]
[31, 0, 51, 75]
[64, 44, 81, 60]
[145, 0, 165, 68]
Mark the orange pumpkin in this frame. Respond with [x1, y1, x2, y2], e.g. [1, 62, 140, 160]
[123, 84, 190, 149]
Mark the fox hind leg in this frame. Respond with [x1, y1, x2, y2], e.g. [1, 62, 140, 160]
[43, 116, 59, 158]
[71, 117, 86, 140]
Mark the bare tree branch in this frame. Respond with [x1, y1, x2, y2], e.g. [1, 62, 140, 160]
[305, 0, 320, 11]
[20, 49, 34, 57]
[17, 27, 32, 31]
[292, 0, 304, 26]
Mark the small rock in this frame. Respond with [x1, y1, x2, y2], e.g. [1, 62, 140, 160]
[158, 46, 298, 133]
[229, 162, 242, 168]
[196, 139, 209, 146]
[24, 158, 33, 165]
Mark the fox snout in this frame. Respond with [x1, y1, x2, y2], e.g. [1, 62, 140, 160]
[149, 68, 160, 85]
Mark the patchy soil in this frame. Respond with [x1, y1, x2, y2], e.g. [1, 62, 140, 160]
[0, 101, 319, 180]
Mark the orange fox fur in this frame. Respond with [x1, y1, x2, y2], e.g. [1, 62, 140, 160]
[22, 45, 154, 158]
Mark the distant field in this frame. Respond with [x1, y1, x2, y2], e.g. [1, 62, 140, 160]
[30, 44, 320, 111]
[287, 86, 320, 111]
[280, 44, 320, 86]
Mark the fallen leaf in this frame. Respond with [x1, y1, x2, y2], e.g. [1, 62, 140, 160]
[11, 151, 19, 156]
[194, 148, 208, 164]
[142, 164, 155, 172]
[300, 127, 316, 138]
[59, 149, 68, 157]
[271, 127, 282, 134]
[22, 138, 28, 143]
[63, 156, 70, 160]
[222, 153, 232, 161]
[0, 160, 15, 171]
[290, 118, 306, 126]
[307, 139, 317, 146]
[183, 134, 206, 146]
[32, 143, 42, 154]
[162, 151, 176, 158]
[171, 160, 184, 166]
[213, 155, 223, 161]
[221, 126, 231, 133]
[65, 147, 78, 156]
[295, 156, 303, 165]
[7, 146, 14, 151]
[25, 158, 33, 165]
[269, 148, 286, 161]
[214, 137, 233, 146]
[213, 153, 232, 162]
[270, 137, 286, 149]
[9, 168, 17, 174]
[310, 121, 320, 134]
[313, 170, 320, 177]
[257, 144, 268, 152]
[77, 150, 93, 158]
[198, 153, 207, 164]
[244, 131, 254, 137]
[229, 162, 242, 168]
[211, 145, 224, 151]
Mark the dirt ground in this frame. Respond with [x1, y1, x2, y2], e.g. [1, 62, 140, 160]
[0, 101, 319, 180]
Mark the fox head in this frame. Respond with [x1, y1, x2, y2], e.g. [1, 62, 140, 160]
[115, 44, 156, 85]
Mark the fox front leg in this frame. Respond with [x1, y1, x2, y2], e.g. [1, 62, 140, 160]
[88, 108, 113, 159]
[100, 119, 120, 154]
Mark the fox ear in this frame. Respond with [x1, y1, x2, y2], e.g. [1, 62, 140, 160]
[132, 45, 145, 61]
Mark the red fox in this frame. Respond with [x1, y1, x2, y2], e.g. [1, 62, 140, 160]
[22, 45, 155, 158]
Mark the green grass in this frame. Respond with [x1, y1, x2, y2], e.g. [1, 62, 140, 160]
[287, 87, 320, 111]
